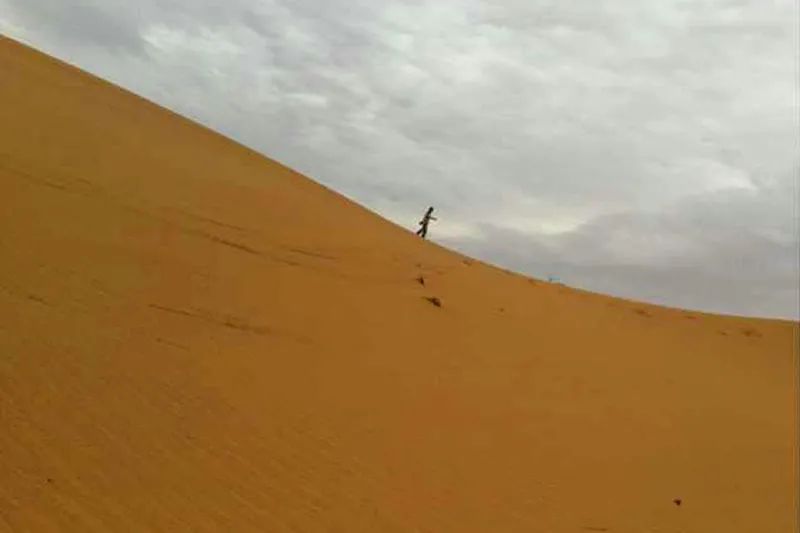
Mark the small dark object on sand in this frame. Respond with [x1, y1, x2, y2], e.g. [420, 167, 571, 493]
[673, 498, 682, 507]
[425, 297, 442, 308]
[416, 276, 425, 286]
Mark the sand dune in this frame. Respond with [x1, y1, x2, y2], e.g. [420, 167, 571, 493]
[1, 36, 797, 532]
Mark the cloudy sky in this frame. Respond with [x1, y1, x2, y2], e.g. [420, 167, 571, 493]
[1, 0, 797, 318]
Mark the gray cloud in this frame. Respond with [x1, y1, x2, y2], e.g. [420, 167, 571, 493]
[1, 0, 145, 52]
[1, 0, 796, 318]
[443, 173, 799, 317]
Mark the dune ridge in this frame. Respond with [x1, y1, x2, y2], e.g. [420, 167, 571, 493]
[1, 35, 797, 532]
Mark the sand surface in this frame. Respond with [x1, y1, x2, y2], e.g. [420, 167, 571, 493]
[1, 36, 797, 532]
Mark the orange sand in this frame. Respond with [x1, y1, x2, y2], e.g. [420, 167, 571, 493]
[1, 36, 797, 532]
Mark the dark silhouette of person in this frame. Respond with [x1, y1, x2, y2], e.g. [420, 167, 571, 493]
[416, 206, 437, 239]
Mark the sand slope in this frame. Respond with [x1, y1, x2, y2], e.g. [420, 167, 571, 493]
[1, 36, 797, 532]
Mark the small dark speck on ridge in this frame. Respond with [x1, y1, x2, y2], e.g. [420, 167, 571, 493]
[425, 297, 442, 308]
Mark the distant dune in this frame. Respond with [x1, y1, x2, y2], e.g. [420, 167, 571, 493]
[1, 35, 797, 532]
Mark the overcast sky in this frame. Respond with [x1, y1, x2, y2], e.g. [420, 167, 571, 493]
[1, 0, 797, 318]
